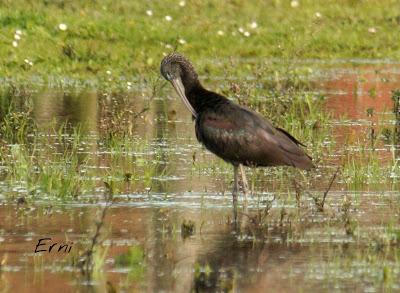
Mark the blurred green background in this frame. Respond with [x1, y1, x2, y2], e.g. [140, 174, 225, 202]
[1, 0, 399, 81]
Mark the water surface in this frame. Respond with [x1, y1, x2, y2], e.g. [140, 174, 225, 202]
[0, 61, 399, 292]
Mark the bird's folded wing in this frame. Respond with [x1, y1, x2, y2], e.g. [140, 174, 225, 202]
[197, 108, 311, 168]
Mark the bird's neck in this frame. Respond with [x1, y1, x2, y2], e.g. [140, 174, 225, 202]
[186, 84, 228, 114]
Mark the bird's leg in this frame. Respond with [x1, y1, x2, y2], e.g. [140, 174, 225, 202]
[232, 166, 239, 216]
[239, 164, 249, 201]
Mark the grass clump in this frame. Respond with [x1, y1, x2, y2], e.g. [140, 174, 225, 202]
[0, 86, 36, 144]
[1, 133, 89, 199]
[340, 90, 400, 191]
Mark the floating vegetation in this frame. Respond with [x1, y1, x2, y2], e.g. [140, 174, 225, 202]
[181, 219, 195, 238]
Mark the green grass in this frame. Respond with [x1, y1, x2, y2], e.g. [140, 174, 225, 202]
[1, 0, 400, 84]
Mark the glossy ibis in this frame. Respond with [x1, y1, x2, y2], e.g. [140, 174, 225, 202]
[160, 53, 313, 206]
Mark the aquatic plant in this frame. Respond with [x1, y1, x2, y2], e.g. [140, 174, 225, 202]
[78, 183, 113, 280]
[0, 87, 36, 144]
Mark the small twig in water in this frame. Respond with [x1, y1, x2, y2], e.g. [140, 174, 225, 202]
[78, 181, 114, 279]
[314, 166, 340, 212]
[292, 179, 302, 208]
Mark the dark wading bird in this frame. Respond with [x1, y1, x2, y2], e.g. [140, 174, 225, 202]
[160, 53, 313, 208]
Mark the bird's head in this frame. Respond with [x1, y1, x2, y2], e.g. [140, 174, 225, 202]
[160, 53, 198, 84]
[160, 53, 199, 117]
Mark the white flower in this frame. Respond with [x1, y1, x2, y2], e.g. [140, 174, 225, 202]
[58, 23, 68, 31]
[106, 70, 111, 75]
[244, 31, 250, 37]
[238, 27, 244, 33]
[315, 12, 322, 18]
[165, 15, 172, 22]
[368, 27, 377, 34]
[15, 30, 22, 35]
[217, 30, 224, 36]
[127, 81, 132, 86]
[146, 10, 153, 16]
[250, 21, 258, 29]
[179, 1, 185, 7]
[12, 41, 18, 47]
[24, 59, 33, 66]
[165, 44, 173, 49]
[290, 1, 299, 8]
[14, 34, 21, 40]
[178, 38, 186, 44]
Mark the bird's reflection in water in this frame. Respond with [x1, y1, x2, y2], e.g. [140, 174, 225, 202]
[190, 201, 298, 293]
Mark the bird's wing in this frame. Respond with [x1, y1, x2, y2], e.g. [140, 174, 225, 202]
[275, 127, 306, 147]
[196, 105, 313, 169]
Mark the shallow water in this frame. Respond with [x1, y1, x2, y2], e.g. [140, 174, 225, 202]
[0, 62, 399, 292]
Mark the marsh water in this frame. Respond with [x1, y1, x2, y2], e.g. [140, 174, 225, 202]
[0, 61, 399, 292]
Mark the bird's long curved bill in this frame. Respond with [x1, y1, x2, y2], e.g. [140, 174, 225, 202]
[171, 77, 197, 118]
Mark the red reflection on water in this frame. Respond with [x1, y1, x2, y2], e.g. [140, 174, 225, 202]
[320, 64, 400, 119]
